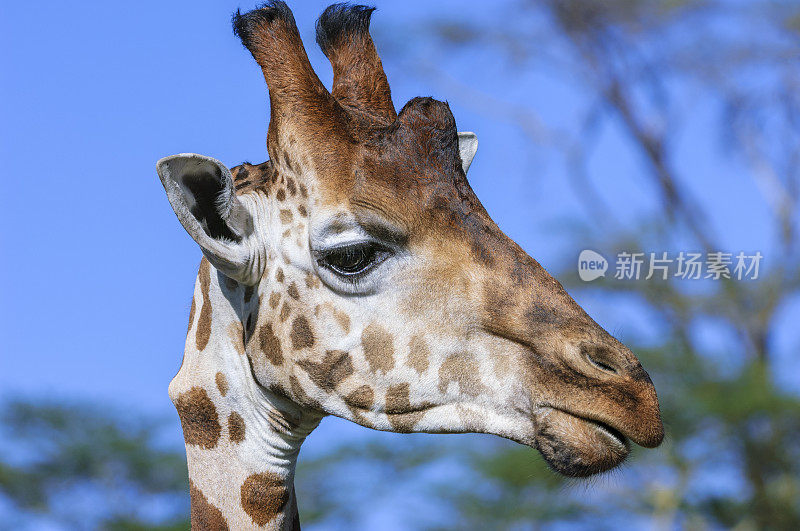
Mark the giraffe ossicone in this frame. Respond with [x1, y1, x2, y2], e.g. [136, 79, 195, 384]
[157, 2, 664, 528]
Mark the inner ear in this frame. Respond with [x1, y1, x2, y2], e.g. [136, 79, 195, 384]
[178, 164, 241, 242]
[457, 132, 478, 174]
[158, 154, 252, 245]
[158, 154, 260, 283]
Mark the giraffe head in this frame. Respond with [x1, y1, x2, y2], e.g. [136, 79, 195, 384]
[158, 2, 663, 478]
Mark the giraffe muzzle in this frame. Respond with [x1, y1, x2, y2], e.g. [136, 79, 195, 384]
[533, 406, 631, 477]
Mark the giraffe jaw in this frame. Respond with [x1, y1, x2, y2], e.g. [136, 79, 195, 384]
[533, 407, 631, 478]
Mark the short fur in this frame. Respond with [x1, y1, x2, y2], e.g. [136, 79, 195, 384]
[157, 3, 664, 528]
[315, 3, 376, 55]
[316, 3, 397, 125]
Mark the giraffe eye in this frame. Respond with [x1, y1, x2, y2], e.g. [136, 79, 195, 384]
[317, 242, 391, 278]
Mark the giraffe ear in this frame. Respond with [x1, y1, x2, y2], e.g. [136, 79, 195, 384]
[457, 132, 478, 174]
[157, 154, 259, 283]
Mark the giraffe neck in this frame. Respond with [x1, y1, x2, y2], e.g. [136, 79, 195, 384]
[183, 388, 319, 530]
[171, 258, 323, 529]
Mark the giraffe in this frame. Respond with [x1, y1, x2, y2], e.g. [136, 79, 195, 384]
[156, 2, 664, 529]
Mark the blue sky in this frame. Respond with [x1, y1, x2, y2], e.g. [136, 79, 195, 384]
[1, 2, 798, 526]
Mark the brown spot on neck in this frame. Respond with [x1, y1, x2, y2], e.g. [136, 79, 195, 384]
[196, 259, 213, 351]
[240, 472, 290, 526]
[190, 480, 228, 530]
[280, 301, 292, 322]
[174, 387, 221, 449]
[361, 324, 395, 373]
[187, 296, 197, 337]
[215, 372, 229, 396]
[228, 411, 246, 443]
[268, 291, 281, 309]
[227, 322, 246, 355]
[287, 282, 300, 300]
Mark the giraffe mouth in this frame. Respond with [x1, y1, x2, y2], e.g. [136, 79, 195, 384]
[533, 407, 630, 477]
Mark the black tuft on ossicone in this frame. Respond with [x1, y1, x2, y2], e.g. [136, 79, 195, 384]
[232, 1, 296, 49]
[316, 3, 376, 56]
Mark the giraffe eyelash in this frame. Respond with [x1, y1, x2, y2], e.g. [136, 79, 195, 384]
[314, 241, 393, 281]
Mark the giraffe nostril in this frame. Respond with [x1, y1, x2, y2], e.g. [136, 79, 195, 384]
[581, 346, 618, 374]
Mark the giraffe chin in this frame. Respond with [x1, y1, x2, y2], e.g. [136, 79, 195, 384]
[533, 407, 630, 478]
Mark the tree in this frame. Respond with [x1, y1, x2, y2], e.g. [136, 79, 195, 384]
[0, 400, 190, 530]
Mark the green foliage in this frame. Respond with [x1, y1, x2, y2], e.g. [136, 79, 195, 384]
[0, 400, 189, 529]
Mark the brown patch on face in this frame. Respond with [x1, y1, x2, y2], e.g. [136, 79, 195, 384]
[215, 372, 229, 397]
[275, 268, 285, 283]
[227, 322, 246, 355]
[290, 316, 314, 350]
[276, 188, 286, 201]
[196, 259, 212, 351]
[493, 353, 515, 381]
[228, 411, 246, 443]
[280, 302, 291, 322]
[287, 282, 300, 300]
[174, 387, 221, 449]
[407, 336, 430, 374]
[314, 303, 348, 332]
[304, 272, 320, 289]
[269, 291, 281, 309]
[190, 480, 228, 530]
[280, 209, 293, 224]
[298, 350, 353, 392]
[361, 324, 395, 373]
[240, 472, 289, 526]
[335, 309, 351, 333]
[438, 354, 487, 398]
[258, 324, 283, 365]
[385, 383, 425, 432]
[232, 160, 274, 195]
